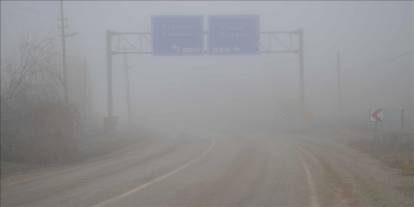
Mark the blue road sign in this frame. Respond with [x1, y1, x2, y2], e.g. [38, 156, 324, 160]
[152, 15, 203, 55]
[208, 15, 260, 55]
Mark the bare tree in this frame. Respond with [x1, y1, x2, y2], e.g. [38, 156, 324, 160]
[1, 37, 63, 105]
[1, 37, 82, 163]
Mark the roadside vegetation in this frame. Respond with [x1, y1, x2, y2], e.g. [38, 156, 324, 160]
[0, 37, 145, 177]
[345, 129, 414, 196]
[349, 131, 413, 176]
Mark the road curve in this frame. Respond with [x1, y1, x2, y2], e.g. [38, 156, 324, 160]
[1, 133, 411, 207]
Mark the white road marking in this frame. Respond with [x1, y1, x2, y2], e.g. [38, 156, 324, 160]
[301, 159, 320, 207]
[95, 137, 216, 207]
[4, 164, 89, 187]
[298, 147, 321, 207]
[4, 143, 141, 187]
[298, 143, 353, 207]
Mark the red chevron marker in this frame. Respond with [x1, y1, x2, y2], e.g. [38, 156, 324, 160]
[370, 108, 383, 122]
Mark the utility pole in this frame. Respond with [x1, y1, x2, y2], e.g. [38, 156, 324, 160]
[336, 51, 343, 126]
[58, 0, 77, 104]
[105, 30, 116, 131]
[58, 0, 68, 104]
[298, 29, 305, 123]
[122, 50, 132, 128]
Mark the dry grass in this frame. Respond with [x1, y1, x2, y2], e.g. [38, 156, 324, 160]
[348, 131, 413, 175]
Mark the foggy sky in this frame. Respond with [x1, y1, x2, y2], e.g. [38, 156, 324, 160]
[1, 1, 413, 132]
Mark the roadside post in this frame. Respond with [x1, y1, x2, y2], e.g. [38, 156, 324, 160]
[370, 108, 383, 144]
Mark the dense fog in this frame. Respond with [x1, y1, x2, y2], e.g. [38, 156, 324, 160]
[1, 1, 413, 207]
[2, 1, 412, 135]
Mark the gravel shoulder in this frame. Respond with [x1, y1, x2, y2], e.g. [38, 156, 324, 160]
[298, 130, 414, 207]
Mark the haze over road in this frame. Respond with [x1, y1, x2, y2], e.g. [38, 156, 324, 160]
[1, 133, 410, 207]
[1, 1, 412, 207]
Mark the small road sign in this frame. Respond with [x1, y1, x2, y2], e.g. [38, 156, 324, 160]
[208, 15, 260, 55]
[370, 108, 383, 122]
[152, 15, 203, 55]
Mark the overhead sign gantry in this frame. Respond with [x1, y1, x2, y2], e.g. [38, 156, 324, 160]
[104, 15, 304, 131]
[208, 15, 259, 55]
[152, 15, 204, 55]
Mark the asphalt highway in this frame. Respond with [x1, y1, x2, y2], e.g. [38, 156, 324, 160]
[1, 133, 411, 207]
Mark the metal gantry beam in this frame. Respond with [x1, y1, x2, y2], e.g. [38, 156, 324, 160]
[104, 29, 305, 130]
[110, 30, 301, 55]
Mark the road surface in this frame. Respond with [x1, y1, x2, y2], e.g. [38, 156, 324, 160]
[1, 133, 412, 207]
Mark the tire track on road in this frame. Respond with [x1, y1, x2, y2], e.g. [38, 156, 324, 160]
[2, 137, 190, 206]
[298, 142, 358, 207]
[298, 148, 321, 207]
[94, 136, 216, 207]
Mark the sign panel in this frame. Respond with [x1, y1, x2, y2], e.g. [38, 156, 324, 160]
[208, 15, 260, 55]
[370, 108, 384, 122]
[152, 15, 203, 55]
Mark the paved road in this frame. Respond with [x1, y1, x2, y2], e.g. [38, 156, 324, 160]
[1, 133, 411, 207]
